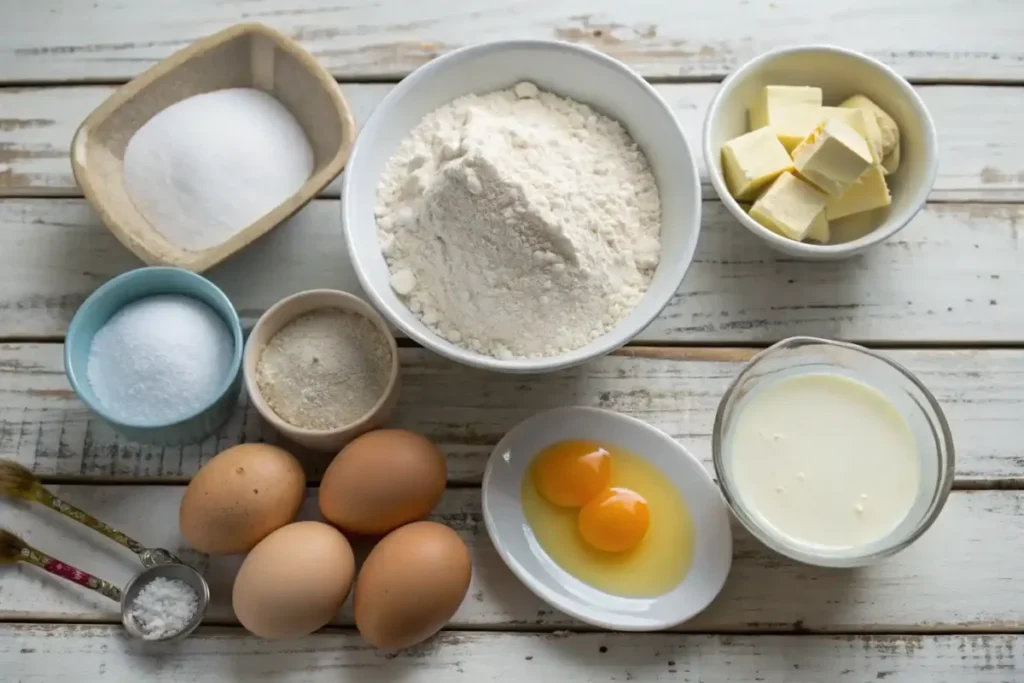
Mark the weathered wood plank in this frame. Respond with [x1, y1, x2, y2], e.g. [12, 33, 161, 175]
[3, 1, 1023, 82]
[1, 487, 1021, 631]
[2, 625, 1020, 683]
[2, 84, 1023, 202]
[2, 344, 1022, 485]
[1, 199, 1023, 343]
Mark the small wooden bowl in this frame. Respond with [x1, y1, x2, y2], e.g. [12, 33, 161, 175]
[243, 290, 401, 453]
[71, 23, 356, 273]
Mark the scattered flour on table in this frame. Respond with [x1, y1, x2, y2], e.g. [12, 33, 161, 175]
[123, 88, 314, 251]
[375, 82, 661, 359]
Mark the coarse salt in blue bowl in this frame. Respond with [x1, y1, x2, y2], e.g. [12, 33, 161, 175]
[64, 266, 244, 446]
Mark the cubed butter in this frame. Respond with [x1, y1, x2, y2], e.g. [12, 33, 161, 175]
[881, 142, 900, 174]
[825, 165, 891, 220]
[748, 171, 828, 241]
[821, 106, 883, 162]
[792, 119, 874, 196]
[749, 85, 823, 130]
[840, 94, 899, 158]
[805, 208, 830, 244]
[721, 127, 795, 201]
[768, 106, 826, 152]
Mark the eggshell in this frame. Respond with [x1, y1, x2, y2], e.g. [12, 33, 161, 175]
[233, 521, 355, 640]
[179, 443, 305, 554]
[354, 521, 471, 650]
[319, 429, 446, 535]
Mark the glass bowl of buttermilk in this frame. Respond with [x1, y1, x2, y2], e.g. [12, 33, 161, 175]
[712, 336, 955, 567]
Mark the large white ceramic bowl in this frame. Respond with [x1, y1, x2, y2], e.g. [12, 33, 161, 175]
[703, 45, 938, 260]
[482, 407, 733, 631]
[342, 40, 701, 373]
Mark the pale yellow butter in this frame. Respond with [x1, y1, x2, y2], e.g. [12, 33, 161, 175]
[825, 165, 891, 220]
[792, 119, 874, 196]
[821, 106, 883, 162]
[749, 171, 828, 241]
[771, 106, 826, 152]
[881, 142, 900, 174]
[840, 94, 899, 158]
[749, 85, 823, 130]
[721, 127, 795, 201]
[806, 209, 830, 244]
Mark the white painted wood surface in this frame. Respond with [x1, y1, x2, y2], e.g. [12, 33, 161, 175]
[3, 85, 1023, 202]
[3, 344, 1022, 485]
[2, 625, 1020, 682]
[3, 1, 1023, 82]
[2, 199, 1023, 343]
[2, 486, 1022, 632]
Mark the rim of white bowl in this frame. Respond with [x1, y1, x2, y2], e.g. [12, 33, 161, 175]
[481, 406, 734, 631]
[702, 44, 939, 257]
[341, 39, 701, 373]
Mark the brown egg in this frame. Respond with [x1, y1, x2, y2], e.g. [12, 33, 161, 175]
[233, 521, 355, 640]
[354, 521, 471, 650]
[319, 429, 446, 535]
[179, 443, 305, 554]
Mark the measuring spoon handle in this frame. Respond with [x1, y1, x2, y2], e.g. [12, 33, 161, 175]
[34, 487, 148, 556]
[15, 542, 122, 603]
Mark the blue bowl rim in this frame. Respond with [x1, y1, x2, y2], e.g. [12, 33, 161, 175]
[64, 266, 244, 431]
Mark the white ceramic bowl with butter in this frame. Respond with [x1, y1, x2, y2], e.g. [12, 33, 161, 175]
[703, 45, 938, 260]
[482, 406, 733, 631]
[342, 40, 701, 374]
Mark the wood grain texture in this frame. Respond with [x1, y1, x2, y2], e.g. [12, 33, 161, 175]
[1, 625, 1020, 683]
[3, 84, 1023, 202]
[3, 1, 1023, 82]
[2, 199, 1023, 343]
[2, 344, 1022, 485]
[1, 486, 1021, 631]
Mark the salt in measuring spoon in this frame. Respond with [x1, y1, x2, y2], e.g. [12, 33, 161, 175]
[0, 459, 180, 567]
[0, 528, 209, 642]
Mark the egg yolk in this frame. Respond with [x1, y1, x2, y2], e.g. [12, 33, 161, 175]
[531, 440, 612, 508]
[578, 487, 650, 553]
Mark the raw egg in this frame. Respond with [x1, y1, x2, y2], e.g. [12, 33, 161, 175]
[522, 440, 694, 597]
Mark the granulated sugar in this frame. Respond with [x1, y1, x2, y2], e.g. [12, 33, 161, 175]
[255, 309, 393, 430]
[87, 295, 235, 424]
[375, 82, 661, 359]
[123, 88, 314, 251]
[127, 576, 199, 641]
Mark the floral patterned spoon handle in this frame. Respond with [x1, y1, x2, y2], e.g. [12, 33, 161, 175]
[0, 460, 181, 567]
[1, 529, 122, 602]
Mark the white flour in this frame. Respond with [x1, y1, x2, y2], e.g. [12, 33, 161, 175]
[123, 88, 314, 251]
[375, 82, 661, 359]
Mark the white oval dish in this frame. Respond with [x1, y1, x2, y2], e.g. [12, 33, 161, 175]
[481, 406, 733, 631]
[341, 39, 701, 374]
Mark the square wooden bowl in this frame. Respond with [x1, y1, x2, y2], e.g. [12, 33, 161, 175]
[71, 23, 356, 273]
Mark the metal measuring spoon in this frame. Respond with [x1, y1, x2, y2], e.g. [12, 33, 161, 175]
[0, 459, 181, 567]
[1, 528, 209, 642]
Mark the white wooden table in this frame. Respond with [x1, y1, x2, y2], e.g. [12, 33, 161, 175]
[2, 2, 1023, 681]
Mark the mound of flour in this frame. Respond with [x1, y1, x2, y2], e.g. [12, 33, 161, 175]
[375, 82, 661, 359]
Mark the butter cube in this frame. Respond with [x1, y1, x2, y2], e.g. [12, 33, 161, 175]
[749, 85, 823, 130]
[840, 94, 899, 158]
[805, 209, 830, 244]
[821, 106, 883, 162]
[748, 171, 828, 241]
[825, 165, 892, 220]
[770, 106, 826, 152]
[792, 119, 874, 196]
[881, 142, 900, 174]
[721, 127, 795, 201]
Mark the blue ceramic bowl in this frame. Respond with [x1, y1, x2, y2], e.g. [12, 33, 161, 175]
[64, 267, 244, 446]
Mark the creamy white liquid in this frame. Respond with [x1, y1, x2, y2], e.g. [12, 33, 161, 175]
[727, 373, 920, 550]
